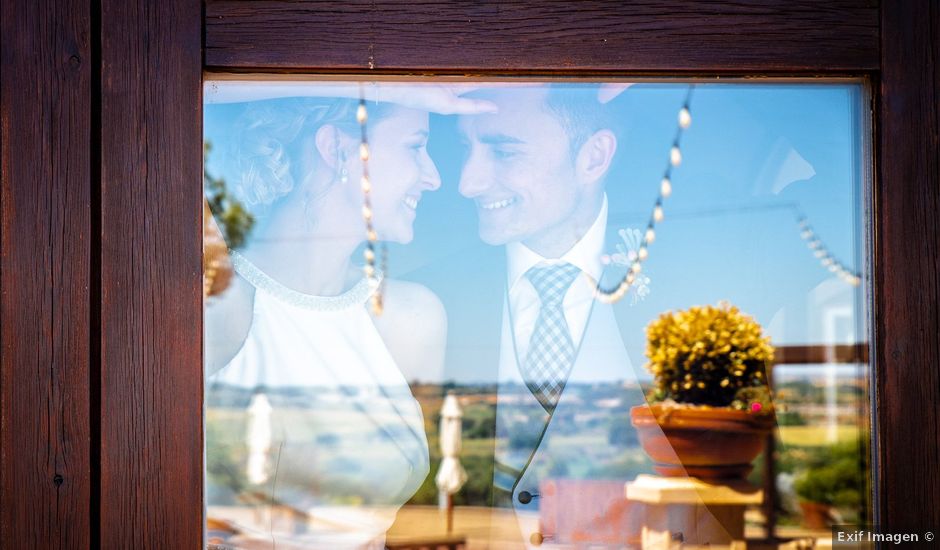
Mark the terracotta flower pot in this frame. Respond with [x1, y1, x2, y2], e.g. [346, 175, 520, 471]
[630, 404, 775, 480]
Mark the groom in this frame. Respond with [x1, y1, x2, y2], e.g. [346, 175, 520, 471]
[453, 84, 652, 547]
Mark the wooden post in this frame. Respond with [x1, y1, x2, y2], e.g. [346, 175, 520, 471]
[447, 493, 454, 534]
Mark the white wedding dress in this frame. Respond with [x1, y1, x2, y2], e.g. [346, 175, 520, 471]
[206, 251, 430, 550]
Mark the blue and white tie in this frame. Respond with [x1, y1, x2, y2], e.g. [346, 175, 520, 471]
[522, 262, 581, 413]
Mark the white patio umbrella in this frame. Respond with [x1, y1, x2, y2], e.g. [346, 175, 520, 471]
[435, 392, 467, 533]
[246, 392, 273, 485]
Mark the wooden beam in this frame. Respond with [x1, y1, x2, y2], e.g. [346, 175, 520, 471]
[876, 0, 940, 533]
[204, 0, 879, 73]
[99, 0, 204, 546]
[0, 0, 91, 546]
[773, 344, 870, 365]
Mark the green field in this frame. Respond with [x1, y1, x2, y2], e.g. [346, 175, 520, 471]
[777, 425, 860, 447]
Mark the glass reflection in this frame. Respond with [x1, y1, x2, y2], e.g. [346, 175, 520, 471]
[205, 91, 456, 549]
[204, 80, 871, 549]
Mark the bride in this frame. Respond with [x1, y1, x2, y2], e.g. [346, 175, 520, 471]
[204, 85, 491, 549]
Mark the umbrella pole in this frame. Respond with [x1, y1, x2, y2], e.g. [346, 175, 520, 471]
[446, 493, 454, 534]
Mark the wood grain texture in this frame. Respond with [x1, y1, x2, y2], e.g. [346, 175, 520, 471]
[773, 344, 869, 365]
[877, 0, 940, 532]
[205, 0, 879, 73]
[99, 0, 203, 547]
[0, 0, 91, 547]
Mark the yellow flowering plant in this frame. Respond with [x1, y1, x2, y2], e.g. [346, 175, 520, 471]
[645, 302, 775, 411]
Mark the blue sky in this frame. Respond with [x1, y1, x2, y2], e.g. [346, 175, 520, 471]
[205, 81, 869, 383]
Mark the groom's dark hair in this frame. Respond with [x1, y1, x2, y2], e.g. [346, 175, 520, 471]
[543, 84, 614, 154]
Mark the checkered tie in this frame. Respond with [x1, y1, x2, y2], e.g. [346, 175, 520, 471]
[522, 262, 581, 413]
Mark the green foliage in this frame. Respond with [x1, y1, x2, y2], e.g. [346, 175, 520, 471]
[407, 452, 495, 507]
[462, 406, 497, 439]
[794, 438, 867, 508]
[205, 141, 255, 249]
[775, 410, 808, 426]
[453, 455, 496, 506]
[508, 427, 542, 451]
[205, 418, 247, 504]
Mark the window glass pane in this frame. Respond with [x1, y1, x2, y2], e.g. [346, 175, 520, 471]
[203, 79, 872, 549]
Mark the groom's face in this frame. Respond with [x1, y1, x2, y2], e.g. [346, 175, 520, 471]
[457, 88, 584, 247]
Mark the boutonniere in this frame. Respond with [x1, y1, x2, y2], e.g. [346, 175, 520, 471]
[601, 228, 652, 305]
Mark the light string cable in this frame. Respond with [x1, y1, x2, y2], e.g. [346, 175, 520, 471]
[607, 200, 862, 287]
[589, 85, 695, 304]
[795, 210, 861, 286]
[358, 83, 387, 315]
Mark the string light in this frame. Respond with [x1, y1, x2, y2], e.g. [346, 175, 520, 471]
[584, 84, 859, 300]
[670, 145, 682, 167]
[660, 177, 672, 198]
[589, 85, 695, 303]
[358, 86, 386, 314]
[678, 107, 692, 129]
[796, 216, 861, 286]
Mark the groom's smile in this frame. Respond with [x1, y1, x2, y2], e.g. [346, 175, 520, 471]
[457, 87, 585, 253]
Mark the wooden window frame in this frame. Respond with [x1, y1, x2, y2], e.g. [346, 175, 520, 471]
[2, 1, 937, 547]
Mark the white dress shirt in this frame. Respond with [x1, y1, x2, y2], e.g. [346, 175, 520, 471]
[503, 196, 609, 364]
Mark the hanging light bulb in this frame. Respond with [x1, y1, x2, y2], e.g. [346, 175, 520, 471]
[638, 247, 649, 261]
[653, 204, 664, 222]
[359, 143, 370, 161]
[660, 177, 672, 198]
[670, 145, 682, 167]
[645, 227, 656, 244]
[678, 107, 692, 129]
[356, 103, 368, 124]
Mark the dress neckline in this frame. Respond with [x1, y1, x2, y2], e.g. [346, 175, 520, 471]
[229, 249, 381, 312]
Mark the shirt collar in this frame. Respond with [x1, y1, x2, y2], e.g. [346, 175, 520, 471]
[506, 194, 608, 291]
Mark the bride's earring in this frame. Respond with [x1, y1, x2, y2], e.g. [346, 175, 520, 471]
[337, 150, 349, 185]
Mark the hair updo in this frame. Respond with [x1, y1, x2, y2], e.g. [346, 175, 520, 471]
[227, 97, 394, 210]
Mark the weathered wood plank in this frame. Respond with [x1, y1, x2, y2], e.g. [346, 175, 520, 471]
[205, 0, 879, 73]
[0, 0, 91, 547]
[99, 0, 203, 547]
[876, 0, 940, 533]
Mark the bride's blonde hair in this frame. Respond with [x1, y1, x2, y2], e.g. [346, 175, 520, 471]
[227, 97, 391, 211]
